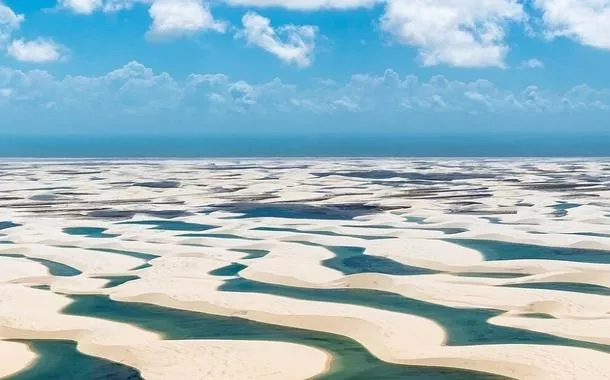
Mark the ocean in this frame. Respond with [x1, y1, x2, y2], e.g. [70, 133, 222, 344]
[1, 133, 609, 157]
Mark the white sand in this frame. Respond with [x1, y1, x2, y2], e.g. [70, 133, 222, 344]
[1, 159, 610, 379]
[0, 285, 329, 380]
[0, 341, 37, 378]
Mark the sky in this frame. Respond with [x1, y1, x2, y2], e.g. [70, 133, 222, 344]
[1, 0, 610, 142]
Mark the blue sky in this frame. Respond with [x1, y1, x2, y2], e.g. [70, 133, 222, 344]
[1, 0, 610, 137]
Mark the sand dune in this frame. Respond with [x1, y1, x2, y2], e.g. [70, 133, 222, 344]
[0, 285, 329, 380]
[0, 341, 36, 378]
[1, 159, 610, 379]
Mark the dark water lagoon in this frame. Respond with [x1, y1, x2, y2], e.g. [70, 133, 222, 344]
[0, 221, 21, 231]
[231, 249, 270, 259]
[408, 227, 469, 235]
[117, 220, 216, 232]
[550, 202, 581, 217]
[253, 226, 396, 240]
[502, 282, 610, 296]
[0, 253, 81, 277]
[63, 227, 119, 238]
[449, 239, 610, 264]
[208, 202, 385, 221]
[11, 340, 142, 380]
[323, 246, 439, 276]
[10, 237, 610, 379]
[220, 277, 609, 354]
[52, 293, 504, 380]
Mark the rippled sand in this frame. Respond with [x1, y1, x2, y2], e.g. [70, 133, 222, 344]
[1, 159, 609, 379]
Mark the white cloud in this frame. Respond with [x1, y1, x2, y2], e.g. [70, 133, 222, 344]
[464, 91, 494, 110]
[41, 0, 610, 68]
[239, 12, 317, 67]
[58, 0, 151, 13]
[0, 2, 23, 42]
[147, 0, 225, 40]
[58, 0, 103, 14]
[57, 0, 227, 41]
[8, 39, 66, 63]
[102, 0, 150, 12]
[518, 58, 544, 69]
[534, 0, 610, 49]
[220, 0, 380, 10]
[1, 62, 610, 116]
[380, 0, 525, 68]
[1, 4, 67, 64]
[333, 96, 359, 111]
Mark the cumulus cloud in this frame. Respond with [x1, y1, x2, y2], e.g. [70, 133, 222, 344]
[7, 38, 66, 63]
[46, 0, 610, 67]
[147, 0, 226, 40]
[102, 0, 149, 12]
[1, 61, 609, 117]
[57, 0, 228, 42]
[64, 0, 383, 12]
[58, 0, 150, 13]
[533, 0, 610, 50]
[563, 84, 610, 110]
[1, 4, 67, 64]
[380, 0, 525, 68]
[464, 91, 494, 110]
[220, 0, 380, 10]
[239, 12, 317, 67]
[0, 2, 23, 42]
[58, 0, 103, 14]
[518, 58, 544, 69]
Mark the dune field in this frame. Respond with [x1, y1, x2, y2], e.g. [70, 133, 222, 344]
[0, 159, 609, 379]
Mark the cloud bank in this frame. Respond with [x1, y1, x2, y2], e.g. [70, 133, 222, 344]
[1, 61, 609, 116]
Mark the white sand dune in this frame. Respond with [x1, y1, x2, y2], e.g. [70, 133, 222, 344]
[1, 159, 610, 379]
[0, 341, 37, 379]
[106, 275, 610, 379]
[0, 285, 329, 380]
[93, 340, 330, 380]
[0, 244, 144, 275]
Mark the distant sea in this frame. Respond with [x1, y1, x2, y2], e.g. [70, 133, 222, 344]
[1, 133, 610, 158]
